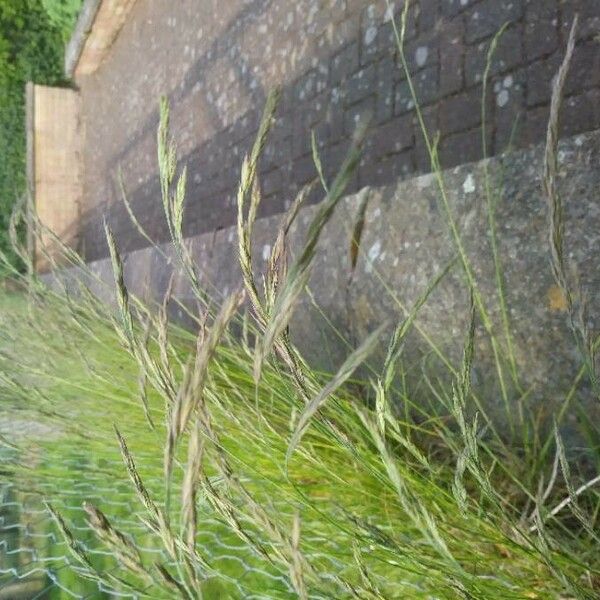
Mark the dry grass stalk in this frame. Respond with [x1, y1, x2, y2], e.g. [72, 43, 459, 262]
[157, 98, 204, 303]
[264, 182, 314, 313]
[154, 562, 191, 598]
[311, 131, 329, 193]
[252, 118, 369, 384]
[117, 168, 167, 260]
[182, 289, 244, 430]
[104, 222, 135, 346]
[353, 543, 384, 598]
[236, 91, 282, 327]
[382, 258, 456, 393]
[286, 321, 386, 465]
[233, 98, 323, 411]
[83, 501, 153, 583]
[290, 512, 308, 600]
[542, 18, 578, 286]
[45, 501, 97, 576]
[181, 419, 205, 553]
[165, 288, 244, 497]
[114, 426, 162, 524]
[200, 471, 273, 562]
[447, 294, 497, 507]
[551, 427, 598, 540]
[349, 188, 371, 277]
[542, 16, 599, 397]
[530, 473, 600, 534]
[115, 426, 206, 595]
[45, 501, 144, 595]
[157, 272, 176, 381]
[137, 316, 155, 430]
[105, 221, 183, 415]
[114, 427, 178, 557]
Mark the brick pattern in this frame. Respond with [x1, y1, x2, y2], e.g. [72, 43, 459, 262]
[79, 0, 600, 261]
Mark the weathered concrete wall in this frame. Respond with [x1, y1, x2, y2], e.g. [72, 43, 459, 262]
[51, 129, 600, 429]
[73, 0, 600, 263]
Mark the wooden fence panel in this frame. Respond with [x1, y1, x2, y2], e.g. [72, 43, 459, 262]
[29, 84, 82, 272]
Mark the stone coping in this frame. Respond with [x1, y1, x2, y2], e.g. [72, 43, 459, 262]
[65, 0, 137, 79]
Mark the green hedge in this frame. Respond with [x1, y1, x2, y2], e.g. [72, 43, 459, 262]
[0, 0, 81, 272]
[42, 0, 82, 42]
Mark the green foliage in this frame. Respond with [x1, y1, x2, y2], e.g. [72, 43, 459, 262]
[0, 0, 80, 272]
[42, 0, 82, 42]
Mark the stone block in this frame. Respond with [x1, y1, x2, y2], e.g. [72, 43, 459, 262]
[394, 64, 439, 113]
[524, 0, 558, 61]
[464, 24, 523, 86]
[345, 62, 378, 105]
[465, 0, 524, 44]
[439, 87, 482, 135]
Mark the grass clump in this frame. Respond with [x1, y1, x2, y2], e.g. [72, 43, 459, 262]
[1, 265, 598, 598]
[0, 3, 599, 599]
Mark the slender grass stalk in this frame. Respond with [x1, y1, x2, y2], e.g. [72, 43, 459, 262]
[481, 23, 522, 396]
[541, 16, 600, 401]
[386, 0, 515, 434]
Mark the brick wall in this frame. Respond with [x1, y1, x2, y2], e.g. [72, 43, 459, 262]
[78, 0, 600, 261]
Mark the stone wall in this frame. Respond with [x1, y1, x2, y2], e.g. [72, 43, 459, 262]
[54, 129, 600, 431]
[75, 0, 600, 262]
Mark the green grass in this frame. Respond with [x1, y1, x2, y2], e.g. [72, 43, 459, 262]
[0, 272, 598, 598]
[0, 3, 599, 599]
